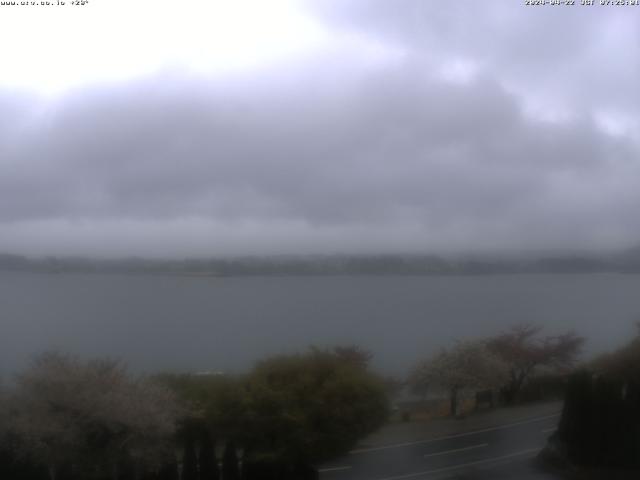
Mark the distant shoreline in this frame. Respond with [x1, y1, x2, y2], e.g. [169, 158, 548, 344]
[2, 252, 640, 278]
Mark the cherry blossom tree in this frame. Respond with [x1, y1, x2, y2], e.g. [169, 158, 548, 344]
[486, 324, 584, 403]
[410, 340, 508, 416]
[7, 352, 182, 480]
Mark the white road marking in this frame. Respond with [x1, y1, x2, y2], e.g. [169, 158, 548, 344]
[541, 427, 556, 433]
[373, 448, 541, 480]
[350, 413, 560, 454]
[423, 443, 488, 458]
[318, 465, 352, 473]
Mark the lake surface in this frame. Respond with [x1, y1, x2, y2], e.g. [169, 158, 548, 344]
[1, 271, 639, 377]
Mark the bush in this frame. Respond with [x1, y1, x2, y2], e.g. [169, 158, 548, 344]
[242, 348, 390, 464]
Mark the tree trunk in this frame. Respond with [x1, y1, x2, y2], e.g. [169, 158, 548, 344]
[450, 387, 458, 417]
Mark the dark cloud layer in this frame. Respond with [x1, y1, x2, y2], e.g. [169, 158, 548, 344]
[1, 1, 639, 256]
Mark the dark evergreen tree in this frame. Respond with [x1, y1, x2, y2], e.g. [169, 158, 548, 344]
[183, 435, 198, 480]
[241, 459, 283, 480]
[116, 453, 136, 480]
[557, 370, 640, 469]
[288, 463, 318, 480]
[0, 446, 48, 480]
[198, 431, 219, 480]
[557, 370, 593, 465]
[222, 442, 239, 480]
[156, 460, 179, 480]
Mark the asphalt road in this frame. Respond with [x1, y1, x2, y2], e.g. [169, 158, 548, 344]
[319, 411, 562, 480]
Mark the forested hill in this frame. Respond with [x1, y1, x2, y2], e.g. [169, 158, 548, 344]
[2, 250, 640, 276]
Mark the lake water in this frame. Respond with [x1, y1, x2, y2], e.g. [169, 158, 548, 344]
[1, 271, 639, 377]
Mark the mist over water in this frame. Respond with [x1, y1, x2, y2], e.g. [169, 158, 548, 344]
[2, 270, 638, 377]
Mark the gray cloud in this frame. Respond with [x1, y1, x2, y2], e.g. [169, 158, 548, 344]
[1, 1, 639, 256]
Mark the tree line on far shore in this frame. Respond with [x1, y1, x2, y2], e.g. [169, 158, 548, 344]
[4, 251, 640, 276]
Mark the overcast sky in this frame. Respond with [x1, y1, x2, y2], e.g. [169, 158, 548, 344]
[1, 0, 639, 257]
